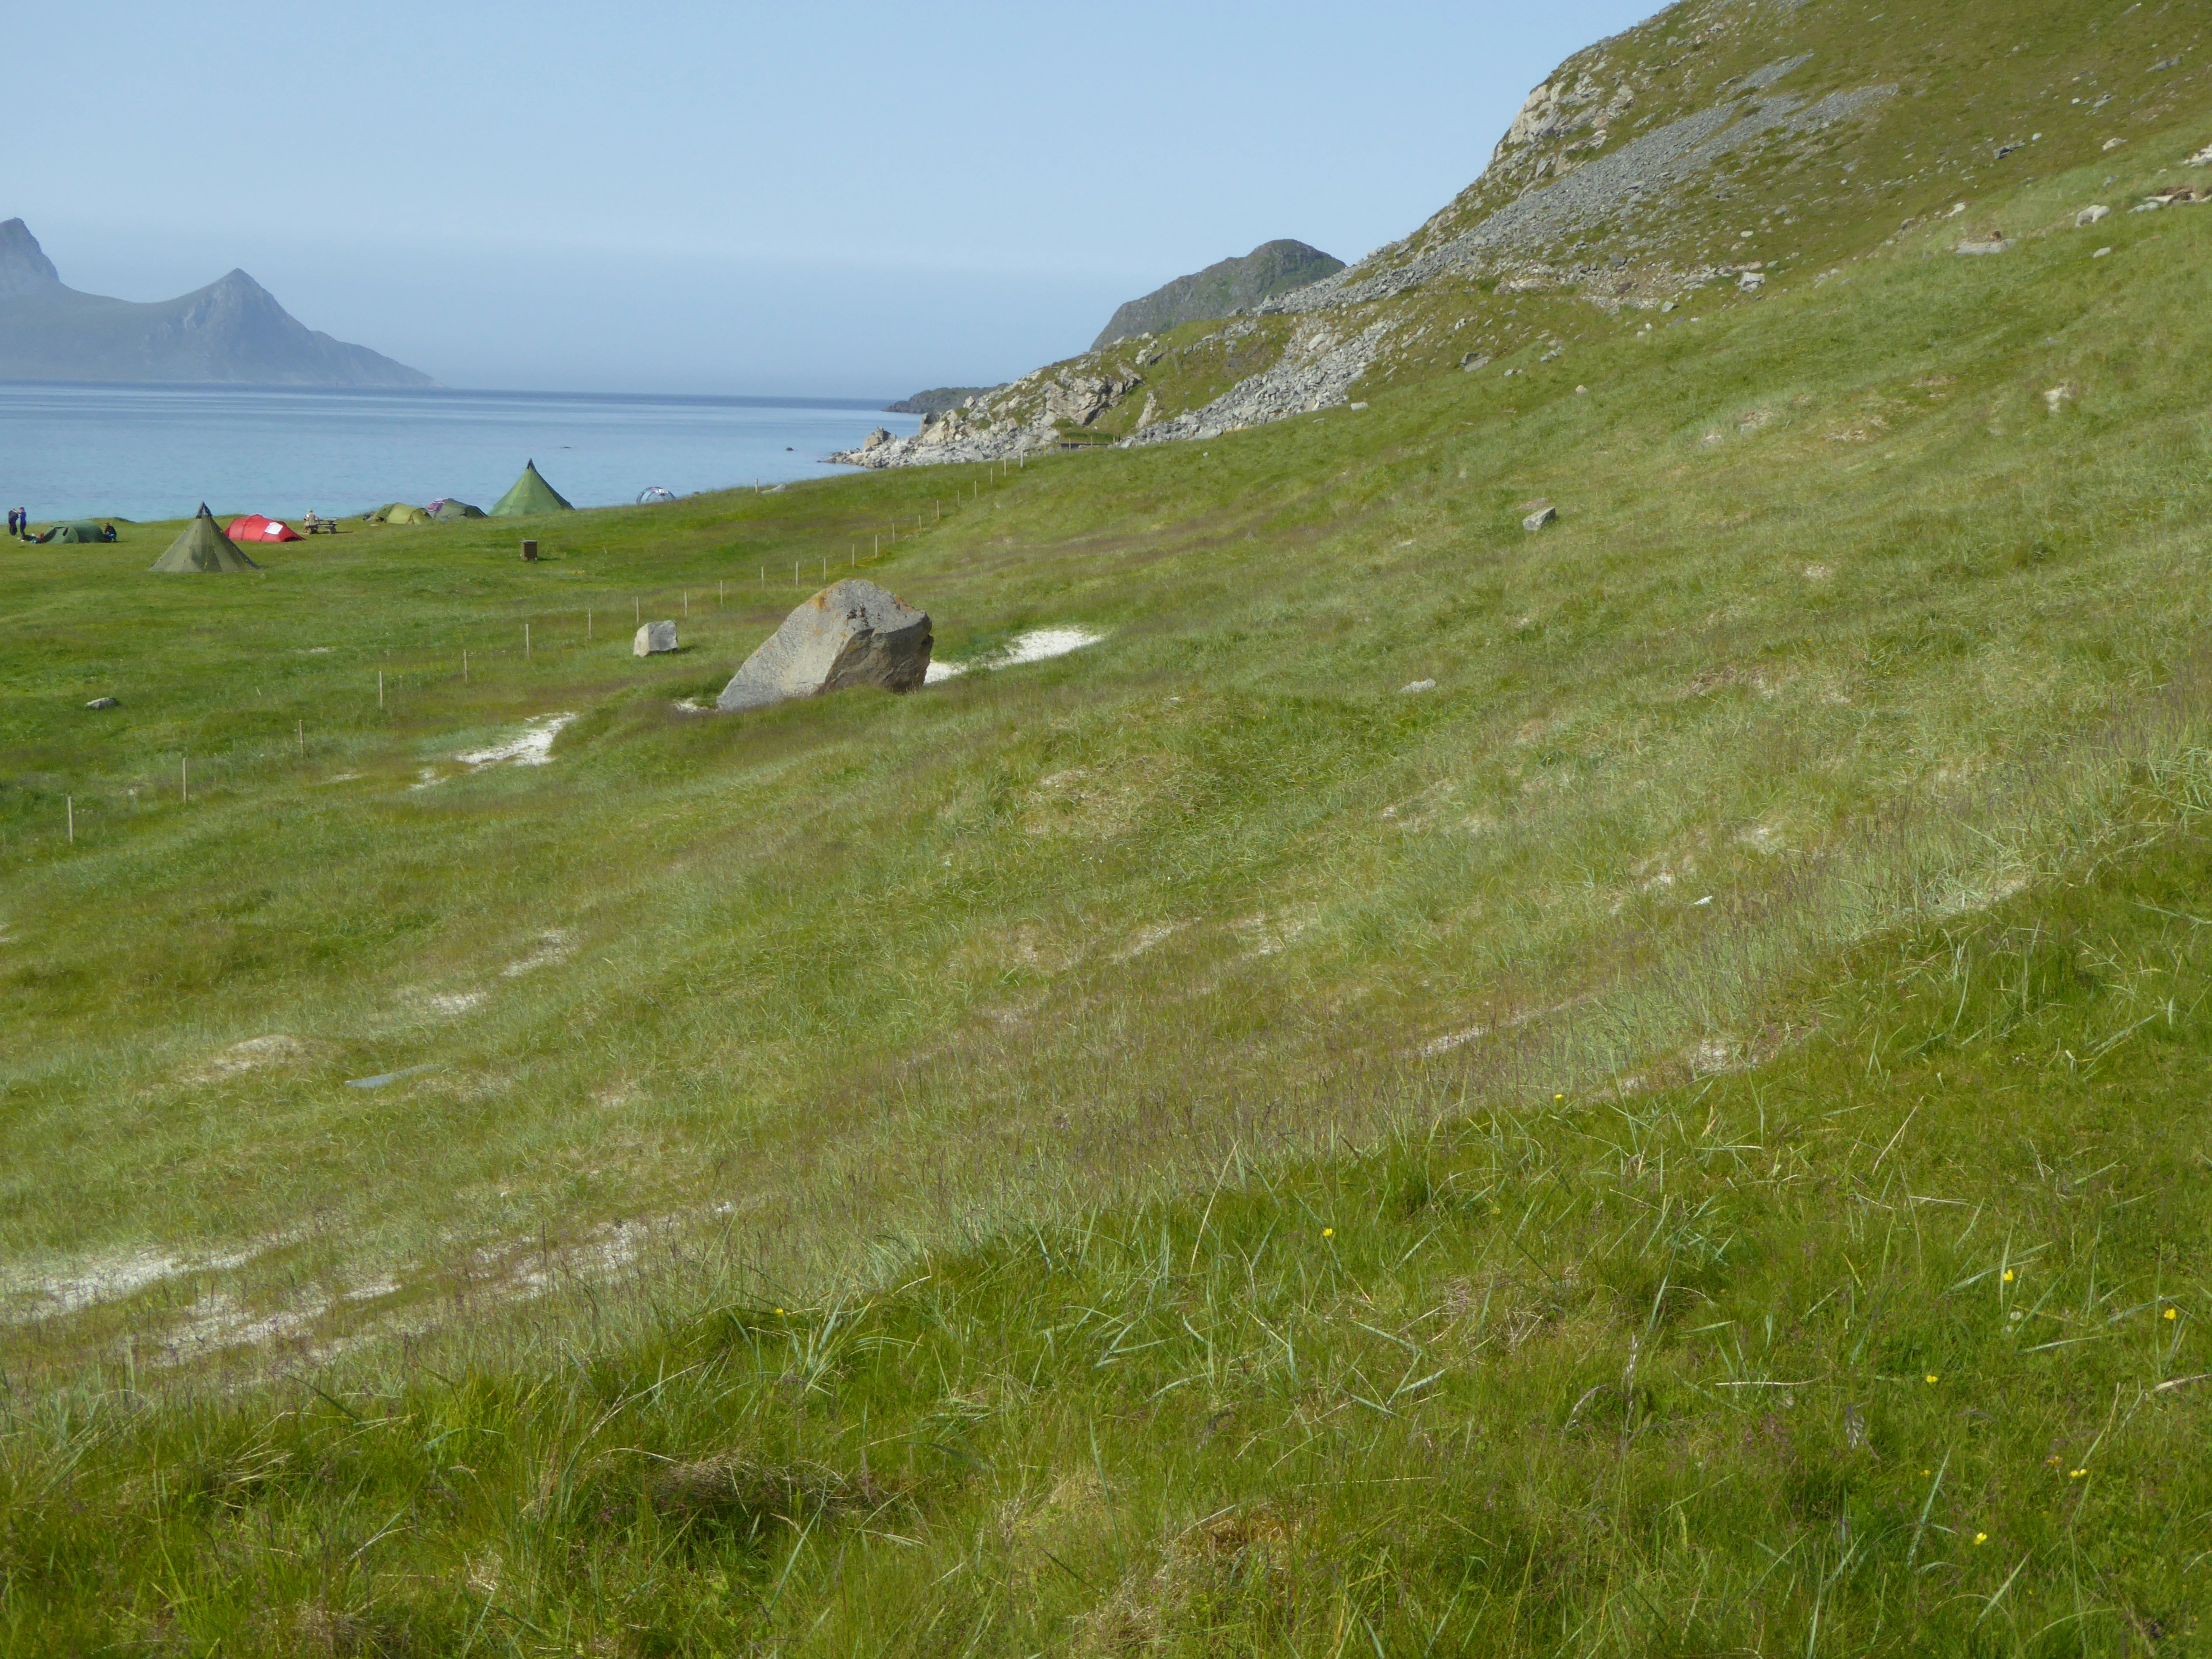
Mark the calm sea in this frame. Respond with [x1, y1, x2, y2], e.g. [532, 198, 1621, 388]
[0, 383, 920, 523]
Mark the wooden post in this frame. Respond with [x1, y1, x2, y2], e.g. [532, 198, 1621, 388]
[874, 534, 880, 558]
[520, 539, 538, 561]
[463, 650, 469, 683]
[792, 560, 799, 585]
[378, 670, 384, 709]
[635, 598, 640, 625]
[297, 719, 304, 758]
[820, 557, 826, 581]
[181, 756, 188, 802]
[718, 580, 724, 604]
[587, 608, 593, 640]
[66, 796, 73, 844]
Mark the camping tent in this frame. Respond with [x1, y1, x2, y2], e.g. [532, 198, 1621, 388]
[368, 503, 432, 525]
[151, 505, 261, 572]
[227, 515, 301, 544]
[36, 521, 111, 544]
[429, 499, 486, 521]
[490, 460, 573, 517]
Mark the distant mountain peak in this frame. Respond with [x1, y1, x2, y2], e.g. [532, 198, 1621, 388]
[0, 219, 61, 296]
[0, 220, 435, 387]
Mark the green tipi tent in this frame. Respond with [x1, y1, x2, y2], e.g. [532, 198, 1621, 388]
[490, 459, 573, 517]
[150, 505, 261, 573]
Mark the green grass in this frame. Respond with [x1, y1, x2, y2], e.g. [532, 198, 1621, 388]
[6, 90, 2212, 1652]
[10, 785, 2212, 1654]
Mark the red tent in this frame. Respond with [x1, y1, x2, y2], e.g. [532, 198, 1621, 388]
[226, 515, 301, 544]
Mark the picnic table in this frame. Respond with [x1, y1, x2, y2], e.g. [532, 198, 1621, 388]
[303, 518, 341, 535]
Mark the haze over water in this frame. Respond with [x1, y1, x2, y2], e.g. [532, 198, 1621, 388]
[0, 384, 920, 524]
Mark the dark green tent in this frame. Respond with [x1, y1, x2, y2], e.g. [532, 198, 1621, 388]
[150, 505, 260, 573]
[36, 520, 109, 544]
[430, 499, 486, 521]
[490, 459, 573, 517]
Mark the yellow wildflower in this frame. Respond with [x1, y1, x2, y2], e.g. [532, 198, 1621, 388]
[2165, 1308, 2179, 1321]
[1974, 1532, 1989, 1546]
[1322, 1227, 1335, 1238]
[1926, 1373, 1940, 1385]
[2070, 1468, 2087, 1479]
[2003, 1269, 2015, 1283]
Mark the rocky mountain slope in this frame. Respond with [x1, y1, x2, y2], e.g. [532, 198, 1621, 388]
[0, 220, 434, 387]
[1090, 238, 1345, 350]
[838, 0, 2210, 468]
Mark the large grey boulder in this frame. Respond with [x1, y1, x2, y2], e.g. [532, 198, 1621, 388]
[634, 619, 678, 656]
[716, 579, 933, 713]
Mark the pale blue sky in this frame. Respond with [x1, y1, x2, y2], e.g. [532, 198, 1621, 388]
[16, 1, 1660, 397]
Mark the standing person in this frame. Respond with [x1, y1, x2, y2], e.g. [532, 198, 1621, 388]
[6, 508, 16, 537]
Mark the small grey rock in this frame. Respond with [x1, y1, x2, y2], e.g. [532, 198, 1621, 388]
[85, 696, 119, 710]
[633, 620, 678, 656]
[1399, 679, 1437, 695]
[716, 579, 932, 713]
[2076, 204, 2112, 226]
[1523, 505, 1559, 532]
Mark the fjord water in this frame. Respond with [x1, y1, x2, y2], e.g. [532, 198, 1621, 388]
[0, 383, 919, 523]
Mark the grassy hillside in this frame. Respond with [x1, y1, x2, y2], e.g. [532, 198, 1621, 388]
[923, 0, 2212, 451]
[5, 9, 2212, 1650]
[13, 817, 2212, 1651]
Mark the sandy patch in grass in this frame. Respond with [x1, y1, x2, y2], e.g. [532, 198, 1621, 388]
[501, 929, 576, 977]
[184, 1034, 330, 1083]
[457, 712, 577, 769]
[0, 1233, 293, 1324]
[1021, 757, 1179, 838]
[927, 626, 1107, 684]
[1231, 906, 1319, 959]
[1420, 994, 1597, 1059]
[398, 987, 486, 1020]
[1114, 921, 1186, 961]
